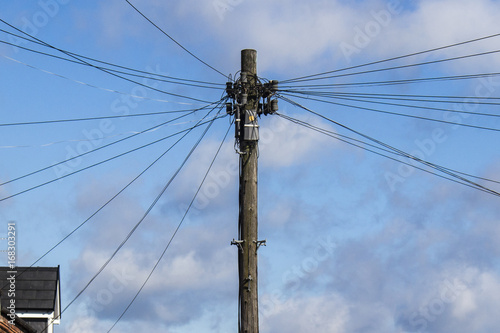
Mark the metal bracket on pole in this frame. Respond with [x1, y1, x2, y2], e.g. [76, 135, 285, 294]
[243, 274, 253, 291]
[253, 239, 267, 253]
[231, 239, 245, 253]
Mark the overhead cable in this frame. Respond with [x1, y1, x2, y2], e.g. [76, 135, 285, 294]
[0, 29, 224, 87]
[279, 72, 500, 89]
[9, 111, 220, 286]
[281, 32, 500, 83]
[0, 117, 217, 149]
[107, 119, 233, 332]
[279, 95, 500, 197]
[0, 19, 211, 103]
[0, 100, 226, 187]
[280, 92, 500, 132]
[277, 113, 500, 186]
[124, 0, 227, 79]
[285, 91, 500, 118]
[54, 103, 224, 327]
[0, 111, 227, 201]
[302, 91, 500, 101]
[0, 108, 199, 128]
[301, 91, 500, 107]
[282, 49, 500, 84]
[0, 103, 223, 304]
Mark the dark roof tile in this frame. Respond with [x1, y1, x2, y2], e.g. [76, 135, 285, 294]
[0, 267, 60, 313]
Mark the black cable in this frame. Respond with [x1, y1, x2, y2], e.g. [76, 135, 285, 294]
[0, 104, 223, 312]
[303, 91, 500, 108]
[0, 108, 202, 127]
[107, 119, 234, 332]
[280, 92, 500, 132]
[0, 28, 224, 87]
[0, 38, 220, 98]
[279, 95, 500, 197]
[288, 91, 500, 118]
[98, 64, 224, 90]
[277, 113, 500, 186]
[0, 112, 227, 202]
[46, 104, 224, 330]
[279, 72, 500, 89]
[124, 0, 227, 79]
[0, 38, 218, 99]
[0, 100, 225, 187]
[1, 110, 212, 293]
[302, 91, 500, 101]
[282, 49, 500, 83]
[281, 32, 500, 83]
[1, 111, 191, 186]
[278, 113, 500, 193]
[0, 19, 211, 103]
[0, 32, 224, 88]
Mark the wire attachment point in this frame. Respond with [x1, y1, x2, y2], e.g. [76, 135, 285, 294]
[231, 239, 245, 253]
[254, 239, 267, 253]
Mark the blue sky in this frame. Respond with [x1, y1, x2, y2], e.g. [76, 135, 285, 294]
[1, 1, 500, 332]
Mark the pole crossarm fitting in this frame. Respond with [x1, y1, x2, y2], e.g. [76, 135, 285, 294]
[253, 239, 267, 253]
[231, 238, 245, 253]
[243, 274, 253, 291]
[226, 76, 279, 144]
[225, 78, 279, 117]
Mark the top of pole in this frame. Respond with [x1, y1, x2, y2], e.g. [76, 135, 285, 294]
[241, 49, 257, 75]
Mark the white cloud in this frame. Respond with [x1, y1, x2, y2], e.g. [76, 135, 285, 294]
[61, 315, 109, 333]
[6, 1, 500, 332]
[438, 269, 500, 332]
[148, 246, 234, 291]
[383, 0, 500, 73]
[67, 216, 237, 327]
[260, 295, 349, 333]
[259, 112, 340, 168]
[91, 0, 500, 77]
[168, 138, 237, 208]
[163, 0, 500, 75]
[315, 178, 500, 332]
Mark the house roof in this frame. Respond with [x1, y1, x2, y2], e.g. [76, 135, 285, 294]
[0, 267, 60, 315]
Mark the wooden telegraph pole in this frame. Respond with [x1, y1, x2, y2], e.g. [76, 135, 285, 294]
[238, 49, 260, 333]
[226, 49, 278, 333]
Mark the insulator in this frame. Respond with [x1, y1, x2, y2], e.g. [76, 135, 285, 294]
[226, 82, 235, 99]
[258, 103, 264, 115]
[226, 103, 233, 115]
[271, 99, 278, 113]
[270, 80, 278, 92]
